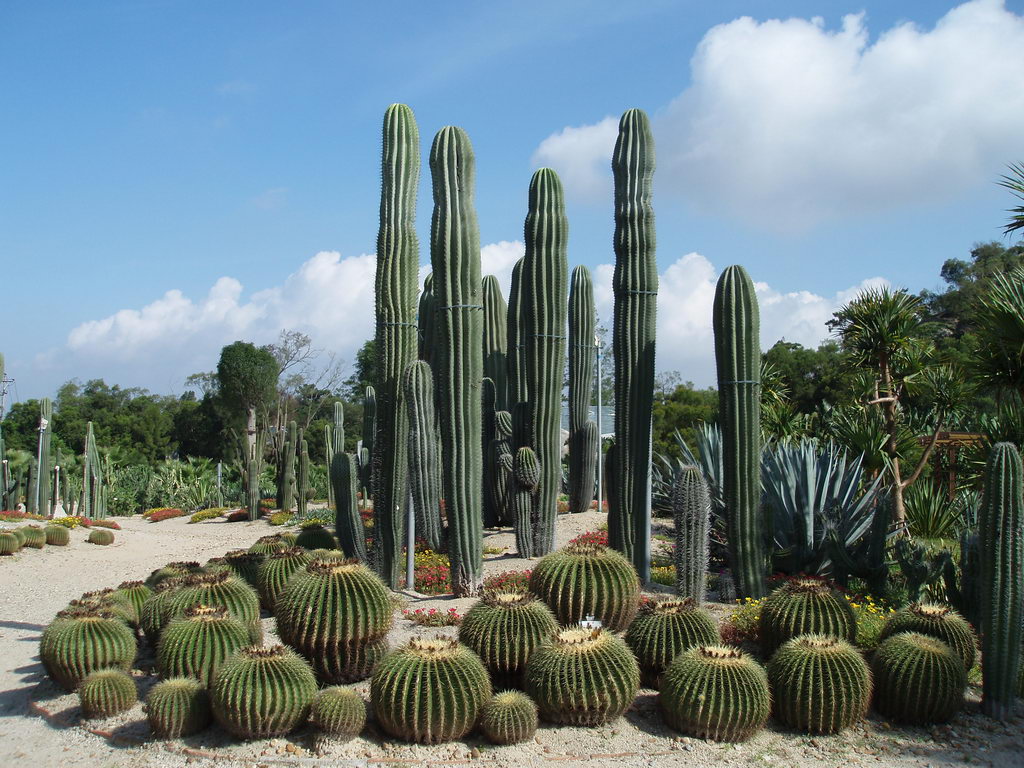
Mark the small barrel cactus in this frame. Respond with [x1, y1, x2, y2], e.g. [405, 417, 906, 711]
[529, 541, 641, 630]
[145, 677, 212, 738]
[275, 558, 394, 683]
[77, 588, 138, 627]
[525, 627, 640, 726]
[660, 645, 770, 741]
[87, 529, 114, 546]
[371, 636, 492, 743]
[145, 561, 203, 589]
[166, 571, 262, 644]
[767, 635, 871, 733]
[40, 606, 138, 691]
[624, 598, 720, 688]
[23, 525, 47, 548]
[458, 591, 559, 687]
[248, 535, 290, 555]
[10, 527, 27, 549]
[223, 550, 265, 588]
[140, 577, 188, 646]
[309, 686, 367, 741]
[872, 632, 966, 724]
[480, 690, 538, 744]
[45, 525, 70, 546]
[0, 531, 20, 555]
[78, 668, 137, 718]
[210, 644, 318, 740]
[759, 578, 855, 654]
[157, 605, 251, 687]
[295, 524, 338, 551]
[879, 603, 977, 672]
[256, 546, 311, 610]
[113, 581, 153, 621]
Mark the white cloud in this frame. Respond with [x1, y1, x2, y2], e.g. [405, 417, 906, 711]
[480, 240, 525, 296]
[532, 0, 1024, 230]
[590, 252, 885, 385]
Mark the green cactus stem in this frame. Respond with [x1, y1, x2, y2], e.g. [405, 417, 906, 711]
[759, 578, 856, 655]
[157, 604, 251, 688]
[403, 360, 444, 553]
[310, 686, 367, 741]
[40, 606, 137, 691]
[672, 466, 711, 603]
[878, 603, 977, 671]
[256, 546, 312, 611]
[568, 265, 597, 516]
[511, 447, 540, 557]
[872, 632, 965, 724]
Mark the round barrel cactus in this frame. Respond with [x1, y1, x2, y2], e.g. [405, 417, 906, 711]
[275, 558, 393, 683]
[140, 577, 188, 646]
[166, 571, 262, 643]
[660, 645, 770, 741]
[256, 546, 311, 610]
[0, 531, 20, 555]
[78, 668, 137, 718]
[23, 525, 47, 548]
[759, 578, 855, 654]
[87, 529, 114, 545]
[40, 606, 138, 691]
[525, 627, 640, 725]
[223, 550, 265, 588]
[872, 632, 965, 724]
[310, 686, 367, 741]
[371, 636, 492, 743]
[77, 588, 138, 627]
[458, 591, 558, 687]
[624, 598, 720, 688]
[767, 635, 871, 733]
[480, 690, 538, 744]
[157, 605, 251, 687]
[113, 581, 152, 621]
[529, 541, 641, 630]
[248, 535, 290, 556]
[210, 644, 318, 740]
[878, 603, 977, 671]
[295, 524, 338, 551]
[11, 527, 27, 549]
[145, 677, 211, 738]
[45, 525, 70, 546]
[145, 561, 203, 589]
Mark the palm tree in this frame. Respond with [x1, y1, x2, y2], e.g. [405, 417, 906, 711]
[829, 288, 956, 524]
[972, 267, 1024, 400]
[998, 162, 1024, 239]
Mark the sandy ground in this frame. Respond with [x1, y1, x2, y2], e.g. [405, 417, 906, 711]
[1, 511, 1021, 768]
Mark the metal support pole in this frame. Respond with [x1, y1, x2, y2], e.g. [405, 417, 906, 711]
[640, 419, 652, 585]
[595, 334, 602, 515]
[405, 492, 415, 591]
[34, 418, 46, 514]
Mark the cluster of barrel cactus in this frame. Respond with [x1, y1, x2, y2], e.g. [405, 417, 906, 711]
[0, 523, 75, 554]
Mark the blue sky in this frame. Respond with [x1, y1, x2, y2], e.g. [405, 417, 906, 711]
[3, 0, 1024, 406]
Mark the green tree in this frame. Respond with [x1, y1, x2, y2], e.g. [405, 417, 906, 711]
[998, 161, 1024, 239]
[972, 267, 1024, 400]
[761, 340, 853, 413]
[215, 341, 278, 463]
[342, 338, 377, 400]
[652, 381, 718, 459]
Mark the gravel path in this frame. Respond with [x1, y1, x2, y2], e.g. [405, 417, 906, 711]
[0, 512, 1021, 768]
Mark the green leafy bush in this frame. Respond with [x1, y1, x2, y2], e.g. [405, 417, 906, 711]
[189, 507, 230, 523]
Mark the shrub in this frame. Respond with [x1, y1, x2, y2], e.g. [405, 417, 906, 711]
[482, 569, 531, 593]
[403, 607, 462, 626]
[407, 549, 451, 595]
[223, 509, 248, 522]
[89, 518, 121, 529]
[189, 507, 229, 524]
[48, 516, 91, 529]
[147, 508, 185, 523]
[268, 511, 293, 526]
[568, 529, 609, 547]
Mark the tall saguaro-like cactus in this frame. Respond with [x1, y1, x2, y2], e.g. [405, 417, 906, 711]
[506, 258, 527, 417]
[373, 103, 421, 588]
[568, 265, 597, 515]
[403, 360, 443, 553]
[609, 108, 657, 578]
[330, 403, 366, 561]
[482, 276, 509, 412]
[979, 442, 1024, 720]
[429, 125, 484, 594]
[522, 168, 568, 557]
[713, 265, 765, 599]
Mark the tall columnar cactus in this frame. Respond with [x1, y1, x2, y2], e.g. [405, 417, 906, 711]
[359, 386, 376, 501]
[297, 438, 310, 516]
[878, 603, 978, 671]
[490, 411, 514, 525]
[482, 377, 499, 528]
[403, 360, 443, 552]
[525, 627, 640, 725]
[609, 109, 657, 577]
[568, 265, 597, 516]
[146, 677, 212, 738]
[522, 168, 568, 557]
[978, 441, 1024, 719]
[529, 540, 641, 630]
[872, 632, 965, 724]
[210, 645, 318, 740]
[274, 559, 394, 683]
[278, 423, 297, 513]
[624, 598, 719, 688]
[506, 258, 527, 414]
[511, 446, 540, 557]
[417, 273, 438, 367]
[659, 645, 770, 741]
[767, 635, 872, 734]
[371, 636, 492, 743]
[157, 605, 251, 688]
[483, 275, 509, 412]
[36, 398, 53, 515]
[713, 265, 765, 598]
[331, 453, 367, 562]
[429, 125, 484, 595]
[373, 103, 420, 589]
[673, 466, 711, 603]
[458, 591, 559, 687]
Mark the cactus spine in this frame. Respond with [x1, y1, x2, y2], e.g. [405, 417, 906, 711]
[157, 605, 250, 687]
[277, 422, 297, 513]
[146, 677, 211, 738]
[429, 125, 483, 595]
[45, 525, 70, 546]
[297, 438, 309, 516]
[40, 607, 138, 691]
[673, 466, 711, 603]
[458, 591, 558, 687]
[483, 275, 509, 410]
[520, 168, 568, 556]
[609, 109, 657, 576]
[403, 360, 443, 552]
[373, 103, 420, 589]
[512, 447, 540, 557]
[759, 578, 856, 654]
[979, 441, 1024, 719]
[490, 410, 514, 525]
[568, 265, 597, 516]
[878, 603, 977, 671]
[713, 265, 765, 598]
[87, 529, 114, 545]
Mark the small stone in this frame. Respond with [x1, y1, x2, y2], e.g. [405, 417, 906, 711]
[470, 747, 481, 758]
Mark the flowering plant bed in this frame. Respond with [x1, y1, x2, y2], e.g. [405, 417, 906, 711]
[402, 607, 462, 626]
